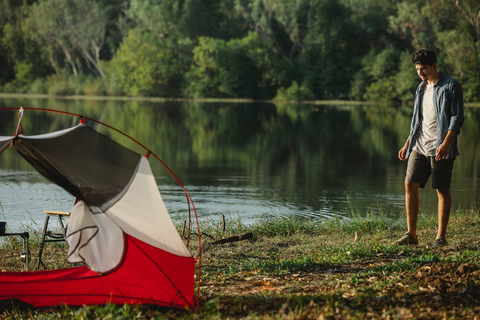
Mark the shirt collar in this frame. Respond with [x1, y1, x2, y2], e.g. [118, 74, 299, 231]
[433, 71, 445, 87]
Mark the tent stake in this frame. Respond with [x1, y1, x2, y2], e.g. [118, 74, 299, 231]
[181, 220, 186, 239]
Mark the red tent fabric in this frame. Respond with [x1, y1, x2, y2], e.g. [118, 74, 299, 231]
[0, 234, 194, 308]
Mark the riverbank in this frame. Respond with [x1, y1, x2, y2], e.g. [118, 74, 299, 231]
[2, 93, 480, 112]
[0, 92, 369, 106]
[1, 207, 480, 319]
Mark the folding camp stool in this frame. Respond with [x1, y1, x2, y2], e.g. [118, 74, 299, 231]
[36, 210, 70, 270]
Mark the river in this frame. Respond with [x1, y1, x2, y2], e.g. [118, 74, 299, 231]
[1, 96, 479, 231]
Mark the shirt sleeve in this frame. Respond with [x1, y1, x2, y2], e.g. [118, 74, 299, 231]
[448, 80, 465, 135]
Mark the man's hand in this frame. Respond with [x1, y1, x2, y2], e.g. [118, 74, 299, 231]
[436, 142, 451, 160]
[398, 137, 410, 161]
[436, 130, 456, 161]
[398, 145, 408, 161]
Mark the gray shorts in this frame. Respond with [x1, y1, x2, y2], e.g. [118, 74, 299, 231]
[405, 150, 454, 189]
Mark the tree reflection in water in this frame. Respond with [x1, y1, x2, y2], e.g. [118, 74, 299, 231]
[0, 98, 479, 230]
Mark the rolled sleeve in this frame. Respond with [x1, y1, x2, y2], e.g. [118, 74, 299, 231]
[448, 81, 465, 135]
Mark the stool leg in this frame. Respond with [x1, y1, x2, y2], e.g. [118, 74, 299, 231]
[36, 215, 50, 270]
[21, 232, 30, 269]
[56, 214, 67, 238]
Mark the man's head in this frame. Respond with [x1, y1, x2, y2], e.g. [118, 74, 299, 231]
[411, 49, 439, 82]
[411, 49, 437, 66]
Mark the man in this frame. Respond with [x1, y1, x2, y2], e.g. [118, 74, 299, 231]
[396, 49, 464, 248]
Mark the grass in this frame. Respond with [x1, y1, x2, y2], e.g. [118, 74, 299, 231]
[1, 206, 480, 319]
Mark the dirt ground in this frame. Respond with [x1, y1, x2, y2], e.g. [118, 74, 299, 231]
[197, 237, 480, 319]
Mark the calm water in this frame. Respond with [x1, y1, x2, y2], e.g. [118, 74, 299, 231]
[1, 97, 479, 231]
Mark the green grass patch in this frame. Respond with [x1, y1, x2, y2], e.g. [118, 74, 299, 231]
[1, 207, 480, 319]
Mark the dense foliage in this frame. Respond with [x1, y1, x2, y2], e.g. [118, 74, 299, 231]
[0, 0, 479, 102]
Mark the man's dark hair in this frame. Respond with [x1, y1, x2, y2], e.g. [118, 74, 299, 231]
[411, 49, 437, 66]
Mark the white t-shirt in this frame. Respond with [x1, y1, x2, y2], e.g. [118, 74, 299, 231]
[414, 84, 437, 156]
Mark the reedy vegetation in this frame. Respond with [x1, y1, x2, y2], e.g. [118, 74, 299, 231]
[0, 0, 479, 102]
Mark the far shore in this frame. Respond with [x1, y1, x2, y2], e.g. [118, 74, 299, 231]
[2, 92, 480, 108]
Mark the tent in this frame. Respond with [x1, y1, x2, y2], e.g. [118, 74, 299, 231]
[0, 108, 200, 309]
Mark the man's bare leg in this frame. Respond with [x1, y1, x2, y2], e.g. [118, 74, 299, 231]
[405, 181, 421, 238]
[436, 188, 451, 240]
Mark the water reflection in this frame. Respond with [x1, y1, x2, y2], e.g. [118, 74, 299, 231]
[0, 97, 479, 231]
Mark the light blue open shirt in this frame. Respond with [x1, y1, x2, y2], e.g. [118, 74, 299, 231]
[406, 71, 465, 160]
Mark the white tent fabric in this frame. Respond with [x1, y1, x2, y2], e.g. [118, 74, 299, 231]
[18, 126, 79, 140]
[106, 157, 191, 258]
[66, 201, 124, 273]
[66, 156, 191, 273]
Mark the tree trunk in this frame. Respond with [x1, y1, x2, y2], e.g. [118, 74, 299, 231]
[55, 38, 78, 76]
[455, 0, 480, 41]
[46, 44, 61, 75]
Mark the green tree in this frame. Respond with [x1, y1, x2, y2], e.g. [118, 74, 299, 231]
[274, 81, 315, 101]
[389, 0, 480, 101]
[233, 32, 289, 98]
[299, 0, 358, 99]
[363, 46, 401, 102]
[433, 1, 480, 101]
[1, 0, 478, 101]
[107, 28, 193, 97]
[363, 77, 397, 102]
[388, 1, 436, 49]
[454, 0, 480, 41]
[0, 0, 52, 88]
[1, 22, 51, 90]
[395, 50, 418, 102]
[184, 32, 287, 99]
[361, 47, 418, 103]
[345, 0, 409, 101]
[343, 0, 402, 51]
[234, 0, 310, 63]
[129, 0, 248, 40]
[26, 0, 108, 77]
[183, 37, 255, 98]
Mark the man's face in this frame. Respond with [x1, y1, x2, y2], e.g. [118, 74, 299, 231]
[415, 62, 437, 82]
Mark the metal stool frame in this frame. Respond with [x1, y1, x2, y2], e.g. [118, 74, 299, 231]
[36, 211, 70, 270]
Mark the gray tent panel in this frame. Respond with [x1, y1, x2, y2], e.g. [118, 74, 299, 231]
[14, 124, 142, 211]
[0, 136, 13, 154]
